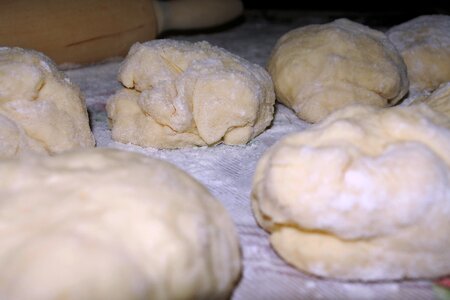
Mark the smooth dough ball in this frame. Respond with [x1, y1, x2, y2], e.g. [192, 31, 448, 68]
[268, 18, 409, 123]
[0, 47, 95, 158]
[0, 148, 241, 300]
[251, 104, 450, 281]
[387, 15, 450, 93]
[106, 39, 275, 148]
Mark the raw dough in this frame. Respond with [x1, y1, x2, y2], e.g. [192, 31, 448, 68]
[0, 148, 241, 300]
[251, 104, 450, 281]
[410, 82, 450, 127]
[387, 15, 450, 93]
[0, 47, 95, 158]
[267, 18, 409, 123]
[106, 39, 275, 148]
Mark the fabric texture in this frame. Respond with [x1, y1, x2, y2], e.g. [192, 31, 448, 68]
[64, 11, 437, 300]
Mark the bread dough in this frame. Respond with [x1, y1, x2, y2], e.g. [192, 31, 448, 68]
[410, 82, 450, 127]
[0, 148, 241, 299]
[251, 104, 450, 281]
[387, 15, 450, 93]
[0, 47, 95, 158]
[267, 18, 409, 123]
[106, 39, 275, 148]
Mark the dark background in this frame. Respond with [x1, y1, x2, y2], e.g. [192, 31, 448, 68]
[241, 0, 449, 12]
[240, 0, 450, 27]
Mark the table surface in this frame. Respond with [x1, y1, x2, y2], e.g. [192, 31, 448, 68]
[64, 10, 439, 300]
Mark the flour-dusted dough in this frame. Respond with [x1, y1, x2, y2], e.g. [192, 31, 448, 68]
[106, 39, 275, 148]
[387, 15, 450, 93]
[410, 82, 450, 127]
[268, 18, 409, 123]
[251, 104, 450, 281]
[0, 47, 95, 158]
[0, 148, 241, 300]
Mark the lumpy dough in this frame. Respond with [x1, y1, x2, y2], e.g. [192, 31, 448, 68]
[267, 18, 409, 123]
[106, 39, 275, 148]
[410, 82, 450, 127]
[251, 104, 450, 281]
[0, 47, 95, 158]
[387, 15, 450, 93]
[0, 148, 241, 300]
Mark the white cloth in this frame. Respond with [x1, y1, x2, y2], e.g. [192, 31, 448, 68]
[65, 11, 435, 300]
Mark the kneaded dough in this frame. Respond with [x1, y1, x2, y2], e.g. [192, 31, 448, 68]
[106, 39, 275, 148]
[0, 47, 94, 158]
[410, 82, 450, 127]
[251, 104, 450, 281]
[268, 18, 409, 123]
[0, 148, 241, 300]
[387, 15, 450, 93]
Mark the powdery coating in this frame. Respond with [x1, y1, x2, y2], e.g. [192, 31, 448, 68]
[410, 82, 450, 127]
[251, 104, 450, 281]
[0, 47, 95, 158]
[106, 39, 275, 148]
[387, 15, 450, 92]
[268, 18, 409, 123]
[0, 148, 241, 300]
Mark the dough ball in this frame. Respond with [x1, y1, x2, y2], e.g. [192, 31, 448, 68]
[387, 15, 450, 93]
[251, 104, 450, 281]
[0, 148, 241, 300]
[0, 47, 95, 157]
[106, 40, 275, 148]
[267, 18, 409, 123]
[410, 82, 450, 127]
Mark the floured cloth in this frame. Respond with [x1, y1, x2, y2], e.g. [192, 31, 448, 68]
[64, 11, 438, 300]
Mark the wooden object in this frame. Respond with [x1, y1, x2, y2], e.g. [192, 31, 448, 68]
[0, 0, 243, 64]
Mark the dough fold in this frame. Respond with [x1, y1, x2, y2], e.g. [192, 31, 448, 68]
[0, 47, 95, 158]
[107, 40, 275, 148]
[268, 18, 408, 123]
[387, 15, 450, 93]
[252, 104, 450, 280]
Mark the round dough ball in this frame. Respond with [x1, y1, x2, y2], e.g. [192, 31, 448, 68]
[0, 148, 241, 300]
[106, 39, 275, 148]
[268, 18, 409, 123]
[387, 15, 450, 93]
[0, 47, 95, 158]
[251, 104, 450, 281]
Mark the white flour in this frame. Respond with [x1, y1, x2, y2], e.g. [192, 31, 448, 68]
[64, 11, 434, 300]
